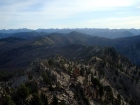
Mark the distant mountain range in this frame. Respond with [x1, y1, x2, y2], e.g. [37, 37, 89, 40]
[1, 28, 140, 38]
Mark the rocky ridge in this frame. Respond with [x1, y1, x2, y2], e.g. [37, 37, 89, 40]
[1, 47, 140, 105]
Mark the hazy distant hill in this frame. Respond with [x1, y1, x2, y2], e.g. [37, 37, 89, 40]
[0, 37, 25, 45]
[0, 33, 12, 38]
[0, 28, 32, 33]
[119, 41, 140, 65]
[10, 31, 49, 39]
[113, 35, 140, 48]
[66, 31, 93, 44]
[47, 33, 71, 45]
[91, 30, 135, 38]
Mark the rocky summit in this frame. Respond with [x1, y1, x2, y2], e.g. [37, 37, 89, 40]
[0, 46, 140, 105]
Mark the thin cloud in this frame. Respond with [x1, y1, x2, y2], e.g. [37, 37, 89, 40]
[86, 16, 140, 29]
[116, 12, 128, 15]
[0, 0, 140, 29]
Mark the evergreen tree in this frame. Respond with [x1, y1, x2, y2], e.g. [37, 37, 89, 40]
[17, 84, 29, 100]
[41, 92, 48, 105]
[52, 95, 58, 105]
[117, 94, 121, 105]
[49, 81, 54, 91]
[80, 68, 85, 76]
[60, 101, 66, 105]
[48, 59, 54, 66]
[2, 93, 15, 105]
[30, 93, 43, 105]
[99, 84, 104, 98]
[42, 72, 49, 85]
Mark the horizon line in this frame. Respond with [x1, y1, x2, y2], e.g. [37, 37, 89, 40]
[1, 28, 140, 30]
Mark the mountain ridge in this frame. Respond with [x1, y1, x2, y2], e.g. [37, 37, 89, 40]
[1, 31, 140, 68]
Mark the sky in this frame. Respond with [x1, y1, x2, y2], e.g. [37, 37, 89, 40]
[0, 0, 140, 29]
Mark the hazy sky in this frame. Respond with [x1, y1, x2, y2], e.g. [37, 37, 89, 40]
[0, 0, 140, 29]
